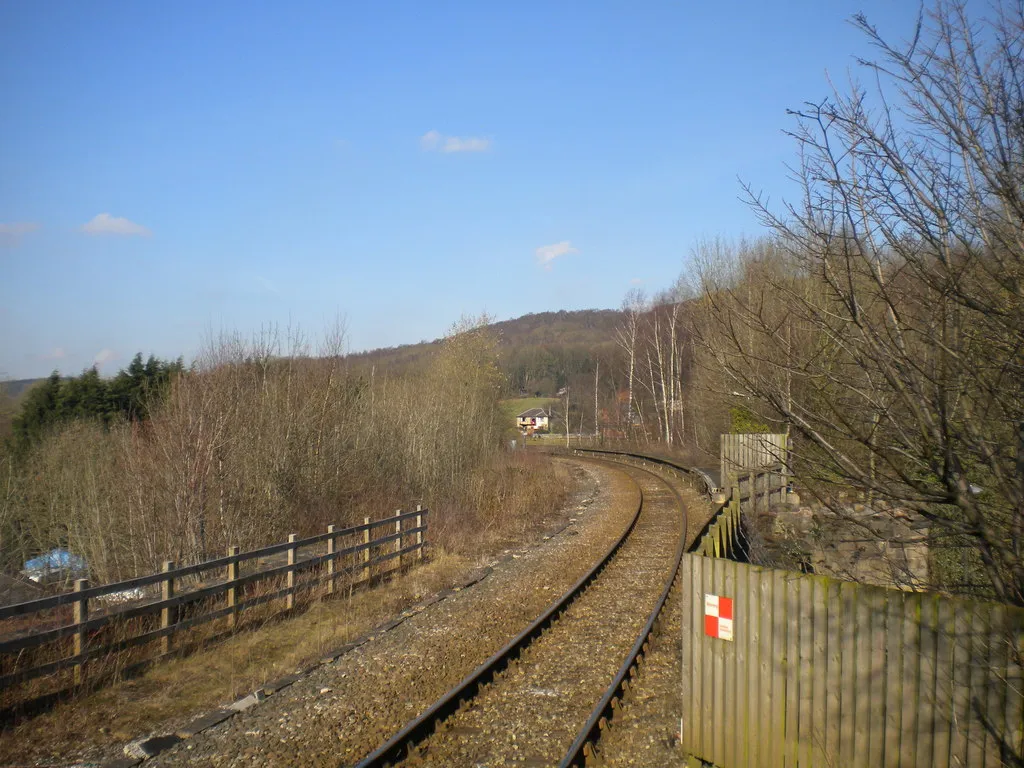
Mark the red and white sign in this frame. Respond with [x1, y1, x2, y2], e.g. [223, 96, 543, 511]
[704, 594, 734, 641]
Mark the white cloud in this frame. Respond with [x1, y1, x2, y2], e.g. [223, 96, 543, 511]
[81, 213, 151, 237]
[630, 278, 644, 285]
[420, 130, 492, 153]
[0, 222, 40, 247]
[535, 241, 579, 270]
[94, 349, 117, 367]
[420, 130, 442, 151]
[40, 347, 66, 361]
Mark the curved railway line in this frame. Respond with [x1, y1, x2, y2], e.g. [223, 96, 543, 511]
[355, 455, 691, 768]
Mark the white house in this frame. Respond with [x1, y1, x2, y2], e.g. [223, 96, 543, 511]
[516, 408, 550, 433]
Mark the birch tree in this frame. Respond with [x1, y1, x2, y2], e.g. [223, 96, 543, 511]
[614, 289, 645, 434]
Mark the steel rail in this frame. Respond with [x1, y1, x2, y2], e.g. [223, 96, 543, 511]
[558, 462, 689, 766]
[352, 466, 647, 768]
[569, 446, 718, 498]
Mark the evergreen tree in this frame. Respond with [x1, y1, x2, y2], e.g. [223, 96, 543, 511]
[10, 371, 62, 455]
[6, 353, 184, 458]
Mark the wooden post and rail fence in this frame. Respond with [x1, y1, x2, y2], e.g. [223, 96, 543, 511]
[684, 457, 1023, 767]
[0, 506, 429, 696]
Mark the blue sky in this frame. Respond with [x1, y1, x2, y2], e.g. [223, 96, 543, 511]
[0, 1, 919, 379]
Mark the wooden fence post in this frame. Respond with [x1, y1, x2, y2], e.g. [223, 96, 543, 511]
[286, 534, 297, 610]
[362, 516, 371, 584]
[416, 504, 424, 561]
[161, 561, 175, 655]
[727, 500, 735, 556]
[226, 546, 239, 629]
[73, 578, 89, 684]
[395, 509, 403, 571]
[326, 524, 336, 596]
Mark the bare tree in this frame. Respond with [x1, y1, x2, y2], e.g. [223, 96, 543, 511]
[614, 289, 645, 435]
[696, 1, 1024, 605]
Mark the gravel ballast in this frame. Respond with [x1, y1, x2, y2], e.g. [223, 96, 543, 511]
[406, 463, 687, 767]
[595, 482, 713, 768]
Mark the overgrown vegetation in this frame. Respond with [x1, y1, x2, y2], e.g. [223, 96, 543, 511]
[0, 317, 563, 586]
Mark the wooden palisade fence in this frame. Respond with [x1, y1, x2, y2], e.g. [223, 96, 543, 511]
[0, 507, 429, 695]
[683, 474, 1024, 767]
[695, 465, 783, 559]
[720, 432, 788, 490]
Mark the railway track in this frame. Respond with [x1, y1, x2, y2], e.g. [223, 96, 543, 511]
[354, 457, 688, 768]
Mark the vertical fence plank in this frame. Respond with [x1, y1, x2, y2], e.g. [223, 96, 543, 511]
[914, 593, 938, 768]
[701, 556, 715, 760]
[810, 578, 828, 766]
[899, 592, 921, 768]
[226, 546, 239, 629]
[286, 533, 298, 611]
[741, 564, 757, 768]
[839, 580, 858, 767]
[679, 555, 693, 752]
[772, 569, 788, 768]
[73, 578, 89, 684]
[720, 434, 728, 487]
[733, 497, 741, 550]
[160, 560, 175, 655]
[861, 587, 883, 766]
[724, 502, 733, 558]
[784, 574, 800, 767]
[985, 604, 1009, 768]
[937, 598, 958, 768]
[326, 525, 336, 596]
[824, 579, 842, 765]
[712, 558, 727, 766]
[797, 577, 814, 766]
[692, 554, 706, 759]
[949, 598, 972, 765]
[759, 568, 775, 768]
[966, 606, 991, 765]
[1005, 610, 1024, 764]
[932, 595, 955, 768]
[884, 591, 905, 765]
[966, 603, 990, 767]
[723, 559, 738, 768]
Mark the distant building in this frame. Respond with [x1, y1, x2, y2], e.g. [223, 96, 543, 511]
[516, 408, 550, 434]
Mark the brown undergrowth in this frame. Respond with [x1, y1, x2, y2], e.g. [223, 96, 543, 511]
[0, 455, 574, 766]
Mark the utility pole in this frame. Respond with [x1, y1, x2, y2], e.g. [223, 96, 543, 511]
[564, 386, 570, 449]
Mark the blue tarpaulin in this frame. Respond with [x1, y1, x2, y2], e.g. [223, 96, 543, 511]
[22, 549, 87, 580]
